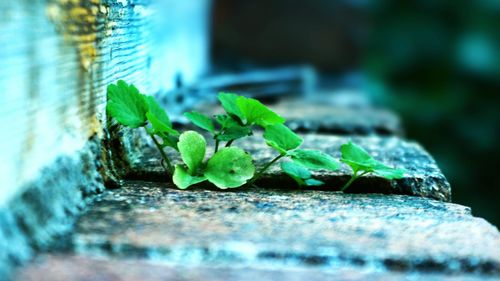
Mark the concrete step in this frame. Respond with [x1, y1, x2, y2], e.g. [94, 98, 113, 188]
[15, 254, 499, 281]
[13, 180, 500, 280]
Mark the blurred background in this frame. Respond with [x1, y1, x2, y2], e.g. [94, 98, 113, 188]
[210, 0, 500, 225]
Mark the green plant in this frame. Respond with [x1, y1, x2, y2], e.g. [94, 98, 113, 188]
[106, 80, 179, 175]
[106, 80, 405, 190]
[340, 141, 405, 191]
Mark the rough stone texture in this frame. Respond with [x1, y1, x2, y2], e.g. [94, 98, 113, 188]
[129, 134, 451, 202]
[65, 181, 499, 277]
[272, 97, 403, 136]
[0, 0, 209, 278]
[14, 254, 499, 281]
[0, 139, 105, 279]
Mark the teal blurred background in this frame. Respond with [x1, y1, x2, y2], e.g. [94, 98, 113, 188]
[212, 0, 500, 225]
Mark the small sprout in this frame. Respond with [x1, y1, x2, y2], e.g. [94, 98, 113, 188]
[204, 147, 255, 189]
[107, 80, 403, 191]
[106, 80, 178, 174]
[340, 141, 405, 191]
[252, 124, 332, 186]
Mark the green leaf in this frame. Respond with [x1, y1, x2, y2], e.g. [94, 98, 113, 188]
[204, 147, 255, 189]
[304, 178, 324, 186]
[340, 141, 405, 179]
[216, 125, 252, 141]
[280, 161, 311, 185]
[370, 163, 405, 179]
[178, 131, 206, 174]
[146, 112, 180, 137]
[288, 149, 339, 171]
[106, 80, 148, 128]
[159, 134, 179, 150]
[263, 124, 303, 155]
[281, 161, 324, 187]
[173, 165, 206, 189]
[236, 96, 285, 126]
[215, 114, 244, 129]
[214, 114, 234, 127]
[218, 93, 244, 121]
[144, 95, 172, 128]
[214, 114, 252, 141]
[143, 96, 179, 136]
[184, 111, 215, 133]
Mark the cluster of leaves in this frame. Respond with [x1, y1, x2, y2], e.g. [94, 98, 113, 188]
[106, 80, 405, 191]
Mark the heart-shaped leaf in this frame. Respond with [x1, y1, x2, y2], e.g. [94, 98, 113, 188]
[204, 147, 255, 189]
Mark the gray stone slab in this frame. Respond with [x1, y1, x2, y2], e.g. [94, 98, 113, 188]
[14, 254, 499, 281]
[128, 134, 451, 202]
[67, 181, 499, 277]
[272, 98, 403, 136]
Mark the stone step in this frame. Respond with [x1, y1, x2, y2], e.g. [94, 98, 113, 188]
[33, 181, 499, 279]
[15, 254, 499, 281]
[129, 134, 451, 201]
[271, 97, 403, 136]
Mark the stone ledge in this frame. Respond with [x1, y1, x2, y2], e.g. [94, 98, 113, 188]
[14, 255, 499, 281]
[271, 98, 403, 136]
[66, 181, 499, 276]
[128, 134, 451, 201]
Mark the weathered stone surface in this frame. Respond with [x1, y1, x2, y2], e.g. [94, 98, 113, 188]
[0, 0, 209, 278]
[65, 181, 499, 277]
[272, 97, 403, 136]
[129, 134, 451, 201]
[0, 139, 105, 279]
[14, 254, 499, 281]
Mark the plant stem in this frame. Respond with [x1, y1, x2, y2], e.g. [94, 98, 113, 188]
[340, 174, 358, 191]
[248, 154, 284, 185]
[225, 139, 234, 147]
[214, 139, 220, 153]
[150, 134, 173, 175]
[340, 170, 369, 191]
